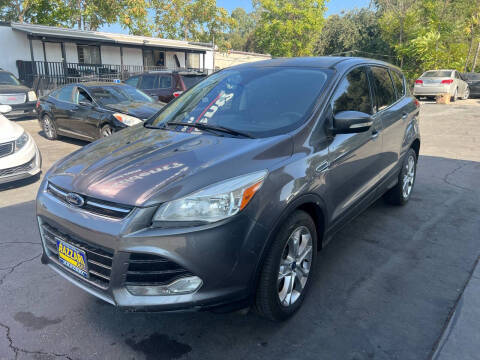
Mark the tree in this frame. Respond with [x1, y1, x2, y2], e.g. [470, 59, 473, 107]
[254, 0, 327, 57]
[315, 9, 393, 62]
[152, 0, 232, 44]
[0, 0, 73, 25]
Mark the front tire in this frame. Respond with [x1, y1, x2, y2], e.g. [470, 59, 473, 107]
[254, 210, 317, 321]
[462, 87, 470, 100]
[384, 148, 417, 206]
[41, 114, 57, 140]
[100, 124, 114, 138]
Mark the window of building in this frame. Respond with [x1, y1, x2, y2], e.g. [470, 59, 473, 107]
[78, 45, 101, 64]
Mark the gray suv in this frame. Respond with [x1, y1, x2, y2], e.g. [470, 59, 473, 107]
[36, 57, 420, 320]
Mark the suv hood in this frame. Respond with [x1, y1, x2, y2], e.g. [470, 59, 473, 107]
[104, 101, 164, 121]
[47, 126, 292, 207]
[0, 84, 30, 94]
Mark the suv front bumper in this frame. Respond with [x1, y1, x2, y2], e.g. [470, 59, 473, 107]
[36, 183, 268, 312]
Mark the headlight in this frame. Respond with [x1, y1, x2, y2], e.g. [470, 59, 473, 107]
[113, 113, 142, 126]
[153, 170, 267, 225]
[15, 131, 29, 151]
[27, 91, 37, 101]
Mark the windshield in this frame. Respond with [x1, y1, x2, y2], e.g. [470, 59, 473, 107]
[88, 85, 153, 105]
[0, 72, 21, 85]
[423, 71, 452, 77]
[149, 67, 329, 138]
[181, 74, 207, 89]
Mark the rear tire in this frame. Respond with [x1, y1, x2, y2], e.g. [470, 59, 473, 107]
[384, 148, 417, 206]
[451, 88, 458, 102]
[41, 114, 57, 140]
[254, 210, 317, 321]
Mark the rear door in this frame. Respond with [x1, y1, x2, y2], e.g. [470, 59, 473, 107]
[326, 66, 383, 225]
[369, 66, 408, 178]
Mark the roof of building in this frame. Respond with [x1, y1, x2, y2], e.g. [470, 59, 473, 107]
[8, 22, 213, 53]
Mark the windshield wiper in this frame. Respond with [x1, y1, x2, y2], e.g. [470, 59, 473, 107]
[166, 121, 255, 139]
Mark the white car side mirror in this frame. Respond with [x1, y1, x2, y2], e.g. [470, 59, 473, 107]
[0, 105, 12, 114]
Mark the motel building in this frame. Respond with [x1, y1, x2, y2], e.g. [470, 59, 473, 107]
[0, 22, 215, 93]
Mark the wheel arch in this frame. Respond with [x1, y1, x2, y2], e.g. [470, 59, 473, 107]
[411, 138, 420, 158]
[249, 193, 328, 298]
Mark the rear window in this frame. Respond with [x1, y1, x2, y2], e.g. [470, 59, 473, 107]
[463, 73, 480, 80]
[139, 74, 158, 89]
[423, 71, 452, 77]
[181, 74, 207, 89]
[390, 70, 405, 99]
[149, 67, 330, 138]
[371, 67, 396, 110]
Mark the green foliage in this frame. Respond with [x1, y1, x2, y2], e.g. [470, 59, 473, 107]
[316, 9, 393, 62]
[254, 0, 327, 57]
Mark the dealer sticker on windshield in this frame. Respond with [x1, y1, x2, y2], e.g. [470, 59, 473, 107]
[56, 239, 89, 278]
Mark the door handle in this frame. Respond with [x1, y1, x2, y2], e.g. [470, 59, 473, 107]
[371, 130, 379, 140]
[402, 112, 408, 120]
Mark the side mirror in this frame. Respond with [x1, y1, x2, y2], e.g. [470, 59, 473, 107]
[332, 111, 372, 134]
[0, 105, 12, 114]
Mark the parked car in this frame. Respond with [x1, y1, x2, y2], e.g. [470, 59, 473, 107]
[36, 57, 420, 320]
[462, 72, 480, 98]
[0, 105, 41, 184]
[125, 70, 207, 102]
[0, 70, 37, 119]
[413, 69, 469, 101]
[36, 82, 165, 142]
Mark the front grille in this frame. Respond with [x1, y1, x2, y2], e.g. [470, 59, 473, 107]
[0, 93, 26, 105]
[47, 182, 133, 219]
[40, 222, 114, 289]
[125, 253, 193, 286]
[0, 155, 35, 177]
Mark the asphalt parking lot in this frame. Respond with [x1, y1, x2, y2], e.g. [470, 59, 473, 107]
[1, 101, 480, 360]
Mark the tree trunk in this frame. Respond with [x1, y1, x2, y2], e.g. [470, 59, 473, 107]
[472, 41, 480, 72]
[465, 33, 474, 72]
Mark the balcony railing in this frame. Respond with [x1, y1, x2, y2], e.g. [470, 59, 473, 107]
[17, 60, 212, 96]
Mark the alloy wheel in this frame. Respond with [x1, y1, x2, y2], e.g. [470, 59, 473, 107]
[402, 155, 416, 199]
[102, 125, 113, 137]
[43, 116, 54, 138]
[277, 226, 313, 307]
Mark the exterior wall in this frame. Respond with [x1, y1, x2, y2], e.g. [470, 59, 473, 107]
[214, 50, 271, 70]
[44, 42, 62, 62]
[101, 45, 121, 65]
[0, 26, 31, 76]
[65, 42, 77, 63]
[166, 51, 186, 68]
[122, 47, 143, 66]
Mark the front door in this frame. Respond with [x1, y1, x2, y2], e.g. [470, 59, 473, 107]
[325, 66, 384, 226]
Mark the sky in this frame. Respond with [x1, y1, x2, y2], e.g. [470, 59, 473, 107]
[100, 0, 372, 34]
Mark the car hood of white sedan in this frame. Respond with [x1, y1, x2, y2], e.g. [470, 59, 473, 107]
[0, 114, 23, 142]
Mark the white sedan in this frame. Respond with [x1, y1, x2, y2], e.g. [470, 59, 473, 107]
[0, 105, 41, 184]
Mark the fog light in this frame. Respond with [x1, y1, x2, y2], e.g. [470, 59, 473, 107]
[126, 276, 203, 296]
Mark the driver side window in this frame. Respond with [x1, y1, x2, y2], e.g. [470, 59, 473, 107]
[332, 67, 373, 115]
[74, 88, 93, 105]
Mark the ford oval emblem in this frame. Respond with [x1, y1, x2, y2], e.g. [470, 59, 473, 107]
[65, 193, 84, 207]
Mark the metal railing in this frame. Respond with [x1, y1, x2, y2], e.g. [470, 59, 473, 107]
[17, 60, 212, 97]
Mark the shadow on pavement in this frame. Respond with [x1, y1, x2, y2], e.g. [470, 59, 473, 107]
[0, 155, 479, 360]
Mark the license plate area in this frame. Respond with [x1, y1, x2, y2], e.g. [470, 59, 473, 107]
[56, 239, 89, 278]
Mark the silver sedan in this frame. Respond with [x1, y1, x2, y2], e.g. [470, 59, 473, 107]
[413, 70, 469, 101]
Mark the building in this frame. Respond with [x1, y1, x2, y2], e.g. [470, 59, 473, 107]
[214, 50, 271, 70]
[0, 22, 215, 93]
